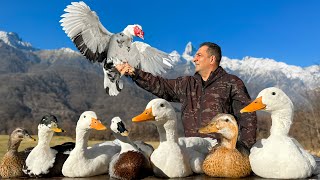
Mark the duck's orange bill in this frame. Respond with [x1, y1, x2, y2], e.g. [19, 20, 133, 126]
[90, 118, 107, 130]
[240, 96, 266, 113]
[121, 131, 129, 136]
[132, 108, 155, 122]
[52, 127, 65, 133]
[198, 123, 219, 134]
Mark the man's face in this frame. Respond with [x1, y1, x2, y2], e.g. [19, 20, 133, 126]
[193, 46, 213, 73]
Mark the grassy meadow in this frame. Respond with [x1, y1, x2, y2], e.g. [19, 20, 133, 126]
[0, 135, 159, 160]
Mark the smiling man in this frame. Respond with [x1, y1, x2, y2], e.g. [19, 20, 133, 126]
[116, 42, 257, 150]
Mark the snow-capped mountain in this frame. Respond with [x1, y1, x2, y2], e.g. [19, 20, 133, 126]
[182, 41, 197, 63]
[175, 42, 319, 91]
[0, 31, 318, 106]
[221, 56, 319, 89]
[0, 31, 37, 51]
[168, 42, 319, 107]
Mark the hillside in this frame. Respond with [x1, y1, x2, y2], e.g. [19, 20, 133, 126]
[0, 31, 319, 151]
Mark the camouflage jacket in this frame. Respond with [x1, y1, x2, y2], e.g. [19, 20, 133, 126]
[131, 66, 257, 148]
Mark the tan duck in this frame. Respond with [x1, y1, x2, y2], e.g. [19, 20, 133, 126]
[0, 127, 36, 178]
[198, 113, 251, 178]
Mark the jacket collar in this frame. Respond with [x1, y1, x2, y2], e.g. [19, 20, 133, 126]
[195, 66, 227, 87]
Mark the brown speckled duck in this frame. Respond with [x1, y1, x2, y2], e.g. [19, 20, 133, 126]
[109, 117, 153, 180]
[198, 113, 251, 178]
[0, 127, 36, 178]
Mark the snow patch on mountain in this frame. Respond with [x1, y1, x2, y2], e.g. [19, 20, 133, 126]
[0, 31, 37, 51]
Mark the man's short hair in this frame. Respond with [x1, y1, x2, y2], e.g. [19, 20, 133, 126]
[200, 42, 222, 64]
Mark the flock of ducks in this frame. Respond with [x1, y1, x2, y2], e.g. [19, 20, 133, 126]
[0, 87, 318, 179]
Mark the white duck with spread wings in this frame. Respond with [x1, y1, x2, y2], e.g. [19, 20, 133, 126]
[60, 1, 172, 96]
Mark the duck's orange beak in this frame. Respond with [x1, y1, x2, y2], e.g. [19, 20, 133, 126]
[132, 108, 155, 122]
[50, 122, 65, 133]
[90, 118, 107, 130]
[240, 97, 266, 113]
[52, 127, 65, 133]
[198, 123, 219, 134]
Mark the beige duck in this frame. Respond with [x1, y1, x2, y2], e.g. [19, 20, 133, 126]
[199, 113, 251, 178]
[0, 127, 36, 178]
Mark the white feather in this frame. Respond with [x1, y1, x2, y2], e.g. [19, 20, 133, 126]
[60, 1, 112, 54]
[24, 125, 57, 176]
[135, 99, 218, 177]
[60, 2, 173, 96]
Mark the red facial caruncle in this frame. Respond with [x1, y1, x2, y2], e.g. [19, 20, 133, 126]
[134, 25, 144, 39]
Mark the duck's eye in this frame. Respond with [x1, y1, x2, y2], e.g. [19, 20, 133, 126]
[84, 115, 86, 118]
[160, 104, 165, 107]
[225, 119, 229, 122]
[272, 92, 276, 95]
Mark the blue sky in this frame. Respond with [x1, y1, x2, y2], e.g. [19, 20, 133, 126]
[0, 0, 319, 67]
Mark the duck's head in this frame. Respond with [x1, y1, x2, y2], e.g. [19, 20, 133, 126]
[77, 111, 107, 130]
[240, 87, 293, 113]
[132, 98, 176, 125]
[10, 127, 36, 142]
[38, 114, 65, 133]
[198, 114, 238, 140]
[123, 24, 144, 39]
[110, 117, 129, 136]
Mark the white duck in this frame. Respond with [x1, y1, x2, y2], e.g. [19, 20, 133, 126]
[62, 111, 120, 177]
[23, 115, 72, 177]
[240, 87, 317, 179]
[132, 98, 218, 178]
[109, 117, 153, 180]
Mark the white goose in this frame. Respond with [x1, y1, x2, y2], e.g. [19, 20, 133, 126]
[23, 115, 71, 177]
[62, 111, 120, 177]
[109, 117, 153, 180]
[132, 98, 218, 178]
[240, 87, 317, 179]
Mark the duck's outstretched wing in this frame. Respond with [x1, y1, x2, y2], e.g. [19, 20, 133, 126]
[128, 41, 173, 76]
[60, 1, 113, 63]
[179, 137, 218, 154]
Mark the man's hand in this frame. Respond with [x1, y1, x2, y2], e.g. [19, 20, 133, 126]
[115, 63, 135, 76]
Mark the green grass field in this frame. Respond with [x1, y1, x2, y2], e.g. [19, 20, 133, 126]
[0, 135, 159, 161]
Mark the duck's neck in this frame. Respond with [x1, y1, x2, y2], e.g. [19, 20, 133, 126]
[157, 118, 178, 143]
[113, 133, 138, 153]
[7, 138, 22, 152]
[37, 129, 53, 147]
[122, 27, 133, 39]
[221, 137, 237, 149]
[270, 108, 293, 136]
[220, 129, 238, 149]
[75, 128, 90, 150]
